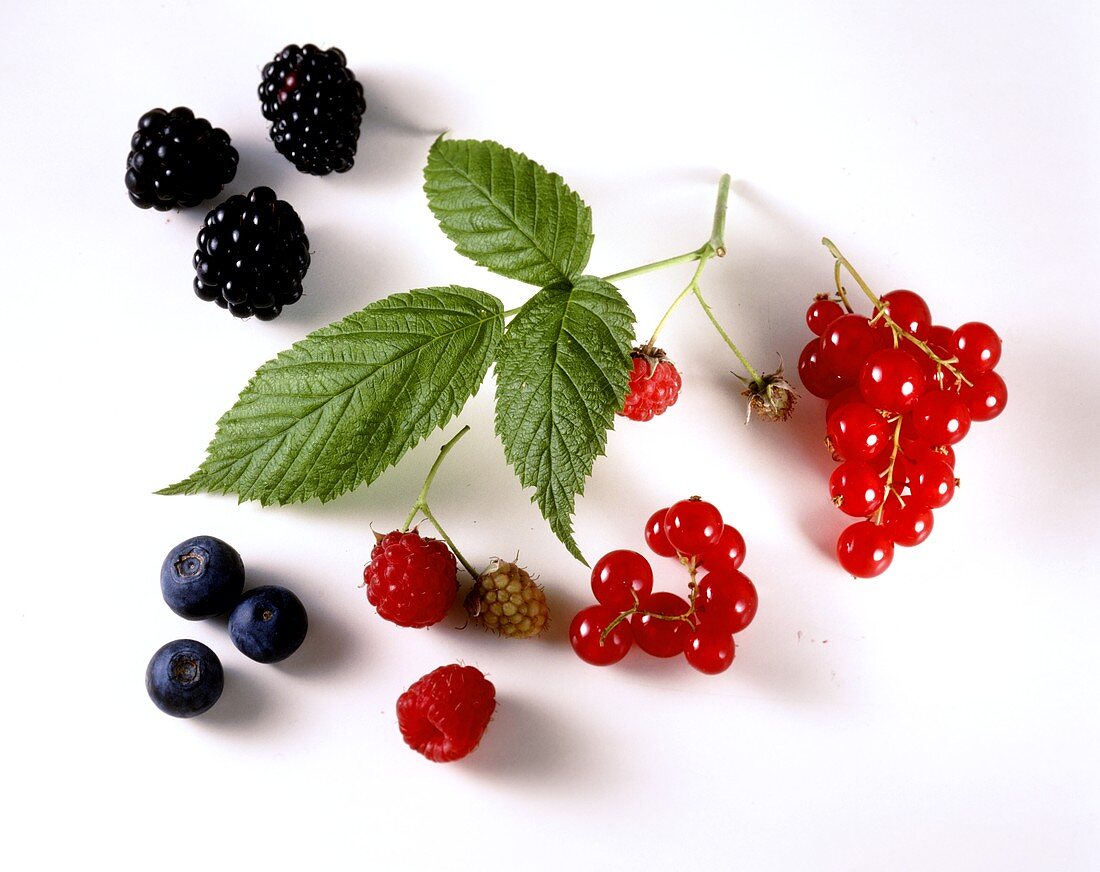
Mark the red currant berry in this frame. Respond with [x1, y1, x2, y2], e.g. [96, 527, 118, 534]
[926, 324, 954, 349]
[819, 314, 885, 381]
[950, 322, 1001, 375]
[697, 525, 747, 573]
[826, 386, 863, 423]
[859, 348, 927, 413]
[829, 460, 886, 517]
[591, 550, 654, 611]
[900, 437, 956, 470]
[695, 569, 758, 634]
[630, 592, 692, 658]
[644, 507, 678, 557]
[663, 498, 723, 556]
[882, 499, 934, 547]
[909, 391, 971, 445]
[878, 290, 931, 339]
[826, 402, 889, 462]
[836, 521, 894, 577]
[806, 298, 844, 336]
[960, 370, 1007, 422]
[683, 626, 735, 674]
[798, 338, 849, 399]
[569, 605, 633, 666]
[908, 456, 956, 509]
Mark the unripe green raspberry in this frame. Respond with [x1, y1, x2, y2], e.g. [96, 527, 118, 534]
[464, 559, 549, 639]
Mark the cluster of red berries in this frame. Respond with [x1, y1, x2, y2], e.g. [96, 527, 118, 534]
[797, 288, 1006, 577]
[569, 498, 757, 674]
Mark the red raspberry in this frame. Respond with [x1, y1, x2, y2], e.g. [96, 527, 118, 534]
[619, 349, 682, 421]
[396, 664, 496, 762]
[363, 530, 457, 628]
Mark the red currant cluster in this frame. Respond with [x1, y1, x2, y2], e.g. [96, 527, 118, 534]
[569, 498, 757, 674]
[797, 242, 1007, 577]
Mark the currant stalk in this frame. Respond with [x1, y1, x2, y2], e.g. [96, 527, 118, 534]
[822, 238, 972, 388]
[401, 425, 481, 579]
[600, 558, 700, 643]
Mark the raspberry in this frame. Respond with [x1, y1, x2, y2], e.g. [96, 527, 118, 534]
[363, 530, 458, 628]
[125, 107, 238, 211]
[396, 664, 496, 762]
[259, 44, 366, 176]
[464, 558, 549, 638]
[619, 348, 681, 421]
[193, 187, 310, 320]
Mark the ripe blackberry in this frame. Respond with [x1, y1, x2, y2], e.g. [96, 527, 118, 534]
[259, 44, 366, 175]
[193, 187, 310, 320]
[125, 107, 238, 211]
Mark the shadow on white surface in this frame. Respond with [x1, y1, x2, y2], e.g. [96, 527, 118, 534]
[462, 693, 614, 793]
[196, 665, 266, 729]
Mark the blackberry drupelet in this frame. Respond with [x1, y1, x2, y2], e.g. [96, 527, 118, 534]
[259, 44, 366, 175]
[193, 187, 310, 321]
[125, 107, 238, 210]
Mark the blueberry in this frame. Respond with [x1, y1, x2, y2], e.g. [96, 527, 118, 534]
[145, 639, 224, 717]
[160, 535, 245, 619]
[228, 586, 308, 663]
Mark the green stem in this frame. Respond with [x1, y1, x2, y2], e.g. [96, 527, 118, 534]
[421, 505, 481, 580]
[503, 306, 521, 318]
[601, 173, 732, 284]
[400, 426, 481, 579]
[693, 287, 762, 384]
[643, 253, 712, 349]
[601, 247, 708, 284]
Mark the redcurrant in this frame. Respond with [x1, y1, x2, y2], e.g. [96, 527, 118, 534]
[881, 499, 934, 547]
[960, 370, 1007, 422]
[826, 386, 863, 423]
[697, 525, 747, 573]
[836, 521, 894, 577]
[909, 391, 971, 445]
[877, 290, 931, 339]
[819, 314, 885, 381]
[950, 322, 1001, 375]
[664, 498, 723, 556]
[859, 347, 927, 413]
[630, 592, 691, 658]
[695, 569, 758, 634]
[829, 460, 886, 517]
[644, 507, 678, 557]
[569, 605, 633, 666]
[683, 626, 735, 674]
[591, 550, 654, 611]
[798, 338, 849, 399]
[900, 438, 956, 470]
[926, 324, 954, 349]
[826, 402, 889, 462]
[908, 456, 956, 509]
[806, 298, 844, 336]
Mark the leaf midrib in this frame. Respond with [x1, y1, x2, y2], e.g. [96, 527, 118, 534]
[435, 144, 570, 283]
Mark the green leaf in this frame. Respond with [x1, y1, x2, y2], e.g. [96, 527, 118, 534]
[424, 138, 594, 286]
[494, 276, 635, 562]
[160, 287, 504, 505]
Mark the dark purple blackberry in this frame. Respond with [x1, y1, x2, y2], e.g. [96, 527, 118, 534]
[125, 107, 238, 210]
[259, 44, 366, 175]
[193, 187, 310, 321]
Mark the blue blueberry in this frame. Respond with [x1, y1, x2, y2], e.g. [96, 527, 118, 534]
[145, 639, 224, 717]
[228, 586, 308, 663]
[160, 535, 245, 619]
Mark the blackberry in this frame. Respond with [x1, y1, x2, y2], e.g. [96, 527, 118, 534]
[193, 187, 310, 320]
[124, 107, 238, 211]
[259, 44, 366, 175]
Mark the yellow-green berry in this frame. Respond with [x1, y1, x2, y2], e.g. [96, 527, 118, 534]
[464, 559, 549, 639]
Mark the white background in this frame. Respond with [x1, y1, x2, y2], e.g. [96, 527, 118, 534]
[4, 0, 1098, 868]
